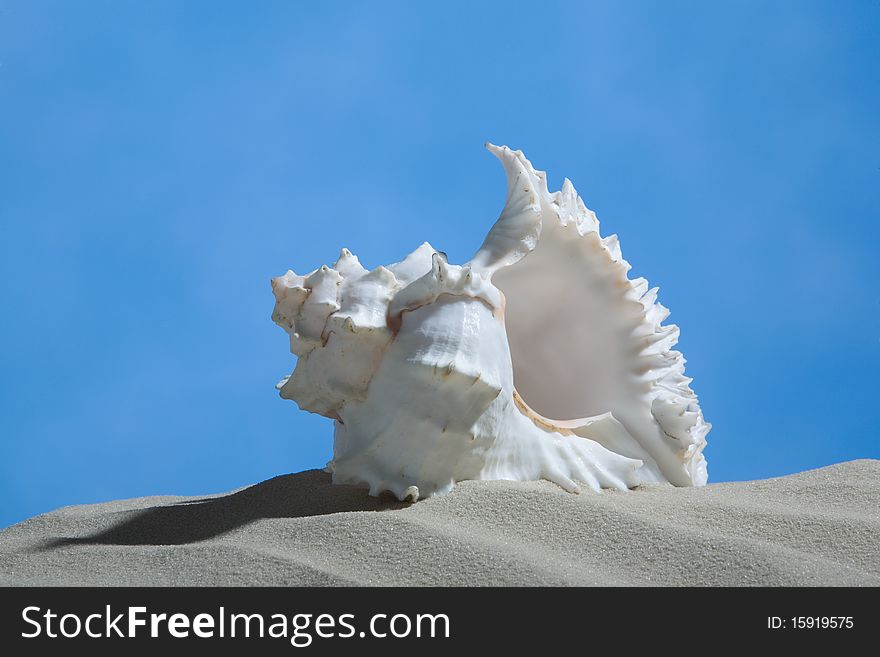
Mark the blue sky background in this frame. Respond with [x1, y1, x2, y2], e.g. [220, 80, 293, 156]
[1, 1, 877, 528]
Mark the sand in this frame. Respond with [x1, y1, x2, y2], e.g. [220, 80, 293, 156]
[1, 460, 878, 586]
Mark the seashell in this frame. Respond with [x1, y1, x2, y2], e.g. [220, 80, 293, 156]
[271, 144, 710, 500]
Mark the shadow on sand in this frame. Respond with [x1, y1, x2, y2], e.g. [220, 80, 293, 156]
[42, 470, 406, 548]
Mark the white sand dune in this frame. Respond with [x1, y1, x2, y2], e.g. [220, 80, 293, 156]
[1, 460, 878, 586]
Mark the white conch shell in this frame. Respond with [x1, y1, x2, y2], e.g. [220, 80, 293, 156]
[271, 144, 709, 501]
